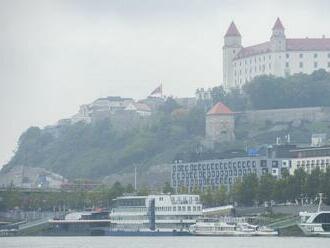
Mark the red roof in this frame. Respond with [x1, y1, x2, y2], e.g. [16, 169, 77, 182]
[272, 17, 285, 30]
[234, 42, 271, 59]
[225, 22, 241, 37]
[233, 38, 330, 59]
[207, 102, 233, 115]
[287, 38, 330, 51]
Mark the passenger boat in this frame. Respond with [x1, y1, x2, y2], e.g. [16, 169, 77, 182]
[107, 194, 202, 236]
[298, 193, 330, 237]
[189, 218, 278, 236]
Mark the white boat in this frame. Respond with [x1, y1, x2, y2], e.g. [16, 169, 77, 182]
[189, 218, 278, 236]
[298, 193, 330, 237]
[108, 194, 202, 235]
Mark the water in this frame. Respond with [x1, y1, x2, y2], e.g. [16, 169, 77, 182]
[1, 237, 330, 248]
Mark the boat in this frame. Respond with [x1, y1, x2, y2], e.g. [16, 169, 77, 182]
[189, 218, 278, 236]
[298, 193, 330, 237]
[48, 210, 111, 236]
[107, 194, 202, 236]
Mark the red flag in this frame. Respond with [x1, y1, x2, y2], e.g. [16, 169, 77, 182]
[149, 84, 162, 96]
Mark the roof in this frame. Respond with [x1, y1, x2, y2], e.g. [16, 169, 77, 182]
[207, 102, 233, 115]
[272, 17, 285, 30]
[234, 41, 271, 59]
[133, 102, 151, 112]
[225, 21, 241, 37]
[287, 38, 330, 51]
[234, 38, 330, 59]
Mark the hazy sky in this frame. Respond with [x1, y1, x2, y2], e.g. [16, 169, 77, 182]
[1, 0, 330, 167]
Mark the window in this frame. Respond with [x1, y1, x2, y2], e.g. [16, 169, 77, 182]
[286, 53, 290, 59]
[286, 62, 289, 68]
[328, 53, 330, 58]
[299, 53, 303, 58]
[328, 62, 330, 68]
[300, 62, 303, 68]
[314, 62, 318, 68]
[314, 53, 318, 58]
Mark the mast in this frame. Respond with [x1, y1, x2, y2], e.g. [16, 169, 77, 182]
[317, 193, 324, 212]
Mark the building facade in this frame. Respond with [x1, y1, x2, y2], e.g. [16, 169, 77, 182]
[171, 157, 284, 192]
[223, 18, 330, 89]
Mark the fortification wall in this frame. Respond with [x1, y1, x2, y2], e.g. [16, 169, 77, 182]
[241, 107, 330, 124]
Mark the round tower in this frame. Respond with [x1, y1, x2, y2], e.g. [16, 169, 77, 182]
[223, 21, 242, 90]
[206, 102, 235, 143]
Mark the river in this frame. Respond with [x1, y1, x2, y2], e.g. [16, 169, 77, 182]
[1, 237, 329, 248]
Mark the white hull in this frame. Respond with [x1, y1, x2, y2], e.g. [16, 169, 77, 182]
[298, 223, 330, 237]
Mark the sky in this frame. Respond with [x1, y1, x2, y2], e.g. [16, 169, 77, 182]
[0, 0, 330, 167]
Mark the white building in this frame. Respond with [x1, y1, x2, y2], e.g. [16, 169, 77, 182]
[223, 18, 330, 89]
[125, 102, 152, 117]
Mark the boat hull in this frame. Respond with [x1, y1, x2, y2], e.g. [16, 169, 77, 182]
[105, 230, 192, 236]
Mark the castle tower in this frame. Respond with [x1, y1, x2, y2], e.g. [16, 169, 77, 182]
[206, 102, 235, 143]
[270, 17, 286, 52]
[223, 22, 242, 89]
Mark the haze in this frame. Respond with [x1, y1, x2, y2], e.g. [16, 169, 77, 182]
[1, 0, 329, 166]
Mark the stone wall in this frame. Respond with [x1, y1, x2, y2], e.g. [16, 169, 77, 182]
[241, 107, 330, 124]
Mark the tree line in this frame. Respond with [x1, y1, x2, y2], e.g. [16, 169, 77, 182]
[195, 167, 330, 207]
[209, 69, 330, 111]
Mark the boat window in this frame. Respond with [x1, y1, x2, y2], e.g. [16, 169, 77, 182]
[313, 213, 330, 223]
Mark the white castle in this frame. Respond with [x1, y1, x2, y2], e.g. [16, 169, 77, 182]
[223, 18, 330, 89]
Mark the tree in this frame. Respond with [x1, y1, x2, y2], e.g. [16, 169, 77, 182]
[214, 185, 227, 206]
[257, 174, 276, 204]
[162, 182, 174, 194]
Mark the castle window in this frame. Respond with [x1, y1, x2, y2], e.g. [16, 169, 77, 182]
[299, 62, 303, 68]
[269, 63, 271, 69]
[314, 53, 318, 58]
[328, 62, 330, 68]
[286, 53, 290, 59]
[286, 62, 289, 68]
[233, 50, 236, 54]
[269, 55, 272, 60]
[299, 53, 304, 58]
[314, 62, 318, 68]
[328, 53, 330, 58]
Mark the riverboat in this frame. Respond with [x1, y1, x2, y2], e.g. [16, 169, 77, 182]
[107, 194, 202, 236]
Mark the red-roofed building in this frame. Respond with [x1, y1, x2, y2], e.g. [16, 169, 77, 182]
[206, 102, 235, 144]
[223, 18, 330, 89]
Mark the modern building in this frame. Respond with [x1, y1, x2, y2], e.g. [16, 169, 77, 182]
[223, 18, 330, 89]
[171, 155, 284, 192]
[286, 146, 330, 175]
[205, 102, 235, 144]
[170, 144, 330, 192]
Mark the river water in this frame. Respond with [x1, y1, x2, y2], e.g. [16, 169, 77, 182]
[1, 237, 329, 248]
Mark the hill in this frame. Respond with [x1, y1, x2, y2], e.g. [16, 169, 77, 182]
[2, 70, 330, 185]
[1, 100, 205, 181]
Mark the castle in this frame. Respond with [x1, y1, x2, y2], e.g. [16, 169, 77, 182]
[223, 18, 330, 89]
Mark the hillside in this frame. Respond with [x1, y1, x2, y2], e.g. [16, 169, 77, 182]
[2, 70, 330, 185]
[1, 101, 205, 180]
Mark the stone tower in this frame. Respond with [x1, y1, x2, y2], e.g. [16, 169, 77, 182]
[223, 22, 242, 89]
[206, 102, 235, 143]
